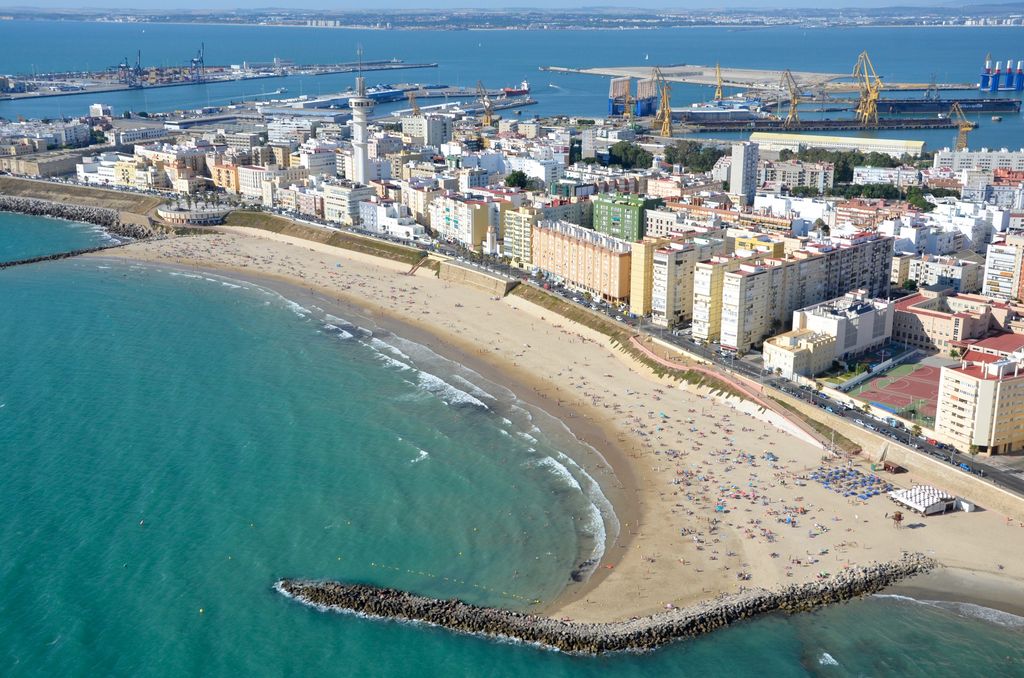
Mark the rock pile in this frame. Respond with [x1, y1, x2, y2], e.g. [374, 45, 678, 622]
[277, 553, 936, 654]
[0, 196, 154, 239]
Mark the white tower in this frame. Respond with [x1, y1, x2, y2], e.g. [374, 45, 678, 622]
[349, 51, 374, 185]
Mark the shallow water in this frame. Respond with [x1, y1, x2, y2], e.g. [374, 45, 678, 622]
[0, 223, 1022, 675]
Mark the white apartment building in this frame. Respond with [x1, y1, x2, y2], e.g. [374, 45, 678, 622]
[852, 165, 923, 187]
[323, 180, 375, 225]
[401, 115, 453, 147]
[982, 236, 1024, 300]
[905, 255, 984, 293]
[428, 194, 492, 249]
[933, 147, 1024, 172]
[238, 165, 309, 200]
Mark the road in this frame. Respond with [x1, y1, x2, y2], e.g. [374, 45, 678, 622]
[7, 175, 1023, 499]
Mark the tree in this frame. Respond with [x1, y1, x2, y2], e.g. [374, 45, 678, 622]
[663, 140, 726, 172]
[911, 424, 922, 438]
[814, 218, 829, 235]
[607, 141, 653, 170]
[504, 170, 530, 189]
[902, 279, 918, 292]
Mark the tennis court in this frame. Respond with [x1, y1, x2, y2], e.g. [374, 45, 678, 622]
[848, 362, 941, 425]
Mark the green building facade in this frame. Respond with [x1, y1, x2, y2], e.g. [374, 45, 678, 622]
[592, 193, 663, 241]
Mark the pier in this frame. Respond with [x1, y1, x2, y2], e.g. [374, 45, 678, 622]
[542, 63, 976, 94]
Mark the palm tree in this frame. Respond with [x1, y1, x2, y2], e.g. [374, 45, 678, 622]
[911, 424, 922, 438]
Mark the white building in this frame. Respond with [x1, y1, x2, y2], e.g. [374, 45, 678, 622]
[348, 75, 374, 185]
[651, 237, 726, 328]
[323, 180, 375, 225]
[358, 199, 427, 241]
[401, 114, 452, 147]
[933, 147, 1024, 172]
[982, 236, 1024, 300]
[791, 290, 894, 362]
[852, 165, 923, 187]
[729, 141, 759, 206]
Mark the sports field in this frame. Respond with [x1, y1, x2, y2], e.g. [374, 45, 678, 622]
[848, 362, 941, 426]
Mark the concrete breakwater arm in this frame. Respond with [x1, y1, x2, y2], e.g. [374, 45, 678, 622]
[277, 553, 935, 654]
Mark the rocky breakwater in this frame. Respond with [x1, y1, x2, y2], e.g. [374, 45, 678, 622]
[0, 195, 155, 239]
[277, 553, 936, 654]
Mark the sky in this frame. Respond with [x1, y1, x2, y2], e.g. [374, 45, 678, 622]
[4, 1, 1016, 10]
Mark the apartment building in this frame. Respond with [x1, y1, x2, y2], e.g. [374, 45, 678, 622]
[323, 180, 375, 225]
[650, 237, 726, 328]
[531, 220, 632, 303]
[982, 234, 1024, 300]
[429, 193, 492, 249]
[936, 351, 1024, 454]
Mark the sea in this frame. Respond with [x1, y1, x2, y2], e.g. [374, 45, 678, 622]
[1, 22, 1024, 150]
[2, 213, 1024, 675]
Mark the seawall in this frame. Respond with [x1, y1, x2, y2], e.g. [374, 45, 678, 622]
[0, 195, 155, 240]
[277, 553, 935, 654]
[439, 261, 519, 297]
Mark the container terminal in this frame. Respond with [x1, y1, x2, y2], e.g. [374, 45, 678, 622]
[552, 52, 1014, 137]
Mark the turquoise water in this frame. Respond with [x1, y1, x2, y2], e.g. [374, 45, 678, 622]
[0, 22, 1022, 149]
[0, 212, 116, 261]
[0, 223, 1023, 675]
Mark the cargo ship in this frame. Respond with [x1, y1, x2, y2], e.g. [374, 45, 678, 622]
[502, 80, 531, 96]
[879, 97, 1021, 114]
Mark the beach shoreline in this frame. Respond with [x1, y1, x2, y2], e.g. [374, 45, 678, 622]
[92, 253, 644, 611]
[86, 229, 1024, 624]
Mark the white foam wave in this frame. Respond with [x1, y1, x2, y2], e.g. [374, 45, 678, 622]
[531, 456, 583, 492]
[417, 371, 488, 409]
[873, 594, 1024, 628]
[818, 652, 839, 666]
[411, 449, 429, 463]
[322, 323, 355, 340]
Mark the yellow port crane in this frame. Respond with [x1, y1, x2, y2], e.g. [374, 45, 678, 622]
[778, 69, 801, 128]
[852, 50, 883, 127]
[714, 63, 724, 101]
[406, 90, 421, 116]
[476, 80, 494, 126]
[950, 102, 974, 151]
[653, 67, 673, 137]
[622, 77, 634, 123]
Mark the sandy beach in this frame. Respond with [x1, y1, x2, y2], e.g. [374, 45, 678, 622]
[94, 228, 1024, 623]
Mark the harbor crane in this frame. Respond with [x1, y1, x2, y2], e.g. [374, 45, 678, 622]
[653, 67, 673, 137]
[407, 90, 421, 116]
[714, 63, 724, 101]
[778, 69, 802, 128]
[852, 50, 883, 127]
[950, 102, 974, 151]
[476, 80, 494, 126]
[189, 43, 206, 83]
[116, 50, 144, 88]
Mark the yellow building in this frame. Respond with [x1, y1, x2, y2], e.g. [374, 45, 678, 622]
[532, 220, 632, 303]
[211, 164, 240, 194]
[763, 329, 837, 380]
[629, 236, 670, 317]
[503, 206, 539, 267]
[891, 252, 913, 288]
[936, 352, 1024, 455]
[731, 231, 786, 258]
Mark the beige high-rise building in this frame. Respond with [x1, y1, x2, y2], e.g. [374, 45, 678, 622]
[532, 220, 632, 303]
[936, 352, 1024, 455]
[693, 256, 741, 344]
[651, 237, 726, 329]
[503, 206, 539, 267]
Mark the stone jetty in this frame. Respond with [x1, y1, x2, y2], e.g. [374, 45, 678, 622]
[277, 553, 935, 654]
[0, 195, 155, 240]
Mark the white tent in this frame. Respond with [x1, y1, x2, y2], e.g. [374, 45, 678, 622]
[889, 485, 956, 516]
